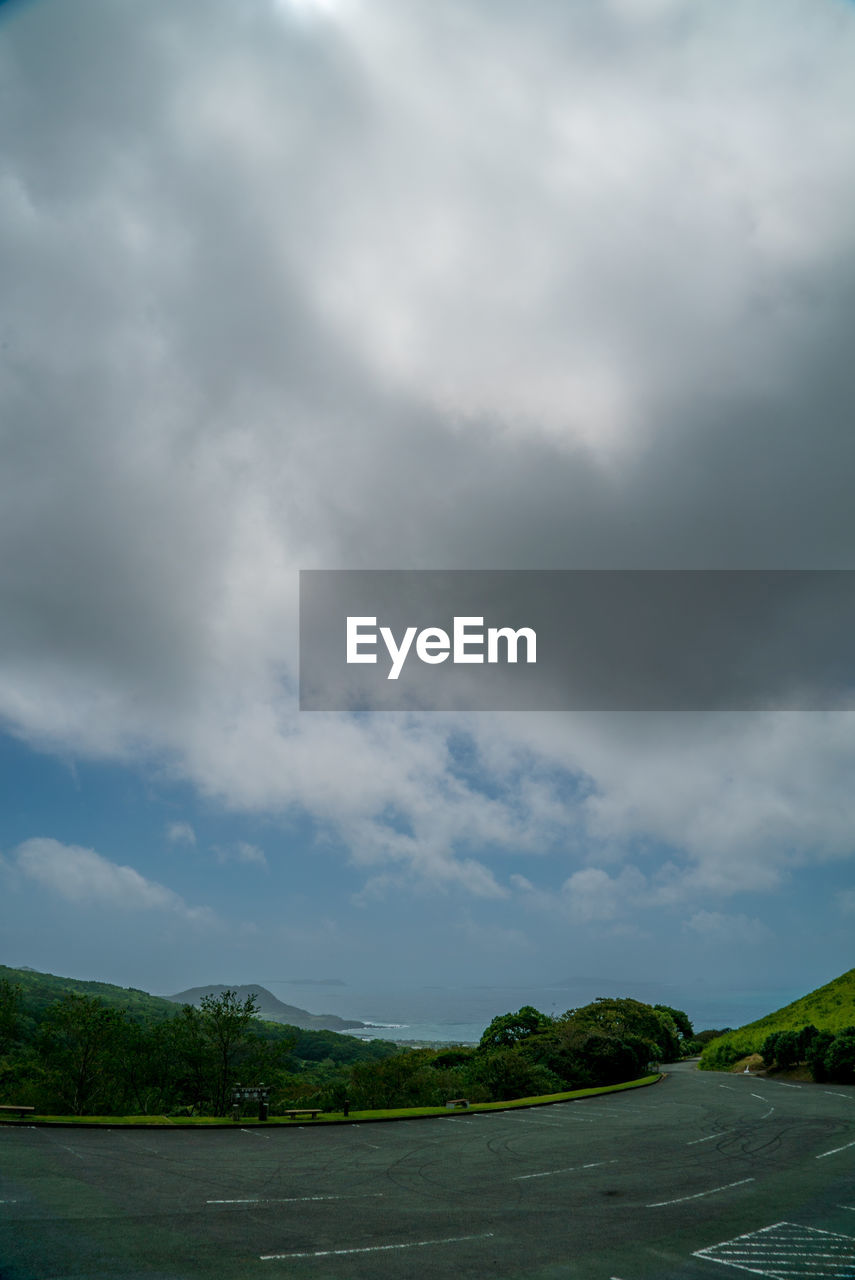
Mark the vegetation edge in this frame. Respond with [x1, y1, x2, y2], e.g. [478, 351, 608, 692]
[0, 1072, 663, 1128]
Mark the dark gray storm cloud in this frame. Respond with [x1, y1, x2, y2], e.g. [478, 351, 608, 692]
[2, 0, 855, 923]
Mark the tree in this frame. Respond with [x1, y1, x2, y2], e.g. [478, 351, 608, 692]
[197, 990, 261, 1116]
[563, 998, 679, 1062]
[824, 1028, 855, 1085]
[772, 1030, 800, 1071]
[807, 1030, 836, 1082]
[0, 980, 22, 1055]
[470, 1047, 564, 1102]
[479, 1006, 550, 1051]
[761, 1032, 780, 1067]
[797, 1025, 819, 1059]
[170, 990, 293, 1116]
[38, 994, 125, 1115]
[654, 1005, 693, 1042]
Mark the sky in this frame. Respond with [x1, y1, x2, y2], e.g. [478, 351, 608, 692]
[1, 0, 855, 1030]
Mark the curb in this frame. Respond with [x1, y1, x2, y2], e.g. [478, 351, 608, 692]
[0, 1074, 665, 1130]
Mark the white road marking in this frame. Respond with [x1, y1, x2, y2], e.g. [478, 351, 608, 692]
[514, 1160, 618, 1181]
[477, 1113, 594, 1123]
[647, 1177, 754, 1207]
[769, 1081, 801, 1089]
[0, 1200, 17, 1204]
[750, 1093, 768, 1102]
[693, 1220, 855, 1276]
[759, 1107, 774, 1119]
[687, 1130, 733, 1145]
[719, 1085, 735, 1091]
[825, 1092, 855, 1100]
[496, 1114, 568, 1125]
[209, 1193, 383, 1205]
[260, 1232, 495, 1260]
[817, 1139, 855, 1159]
[240, 1129, 269, 1139]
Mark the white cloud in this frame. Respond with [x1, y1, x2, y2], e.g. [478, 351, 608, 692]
[14, 837, 212, 921]
[212, 841, 268, 868]
[166, 821, 196, 847]
[560, 866, 648, 924]
[0, 0, 854, 924]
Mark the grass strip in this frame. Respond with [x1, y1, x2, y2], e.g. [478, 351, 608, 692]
[0, 1074, 662, 1128]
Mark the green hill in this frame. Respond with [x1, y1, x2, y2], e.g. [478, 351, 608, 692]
[699, 967, 855, 1070]
[166, 982, 367, 1032]
[0, 964, 179, 1025]
[0, 964, 398, 1065]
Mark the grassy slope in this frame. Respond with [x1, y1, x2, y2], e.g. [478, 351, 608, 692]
[699, 966, 855, 1067]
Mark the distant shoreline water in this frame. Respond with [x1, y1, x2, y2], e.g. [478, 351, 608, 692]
[269, 981, 807, 1045]
[354, 1021, 485, 1045]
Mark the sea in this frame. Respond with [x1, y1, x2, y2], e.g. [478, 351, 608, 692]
[263, 978, 804, 1047]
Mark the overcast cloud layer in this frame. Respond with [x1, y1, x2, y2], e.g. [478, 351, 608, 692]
[2, 0, 855, 1008]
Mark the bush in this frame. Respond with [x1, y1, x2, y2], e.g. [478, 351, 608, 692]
[824, 1029, 855, 1085]
[773, 1030, 801, 1072]
[807, 1030, 836, 1082]
[469, 1048, 564, 1102]
[761, 1033, 780, 1067]
[698, 1039, 755, 1071]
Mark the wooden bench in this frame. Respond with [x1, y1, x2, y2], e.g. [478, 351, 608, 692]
[445, 1098, 470, 1110]
[0, 1105, 35, 1119]
[282, 1109, 320, 1120]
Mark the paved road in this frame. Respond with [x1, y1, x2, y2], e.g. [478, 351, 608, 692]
[2, 1063, 855, 1279]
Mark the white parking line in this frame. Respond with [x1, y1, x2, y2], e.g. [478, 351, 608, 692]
[496, 1114, 568, 1125]
[209, 1193, 383, 1205]
[759, 1107, 774, 1119]
[514, 1160, 618, 1181]
[750, 1093, 767, 1102]
[647, 1177, 754, 1207]
[817, 1139, 855, 1159]
[686, 1130, 733, 1145]
[694, 1220, 855, 1273]
[825, 1092, 855, 1100]
[240, 1129, 269, 1139]
[260, 1232, 494, 1260]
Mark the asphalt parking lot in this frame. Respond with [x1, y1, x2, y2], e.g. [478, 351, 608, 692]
[2, 1062, 854, 1279]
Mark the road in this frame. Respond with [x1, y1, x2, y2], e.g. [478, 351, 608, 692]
[2, 1062, 855, 1279]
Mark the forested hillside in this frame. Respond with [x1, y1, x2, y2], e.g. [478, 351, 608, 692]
[1, 971, 694, 1117]
[0, 965, 398, 1116]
